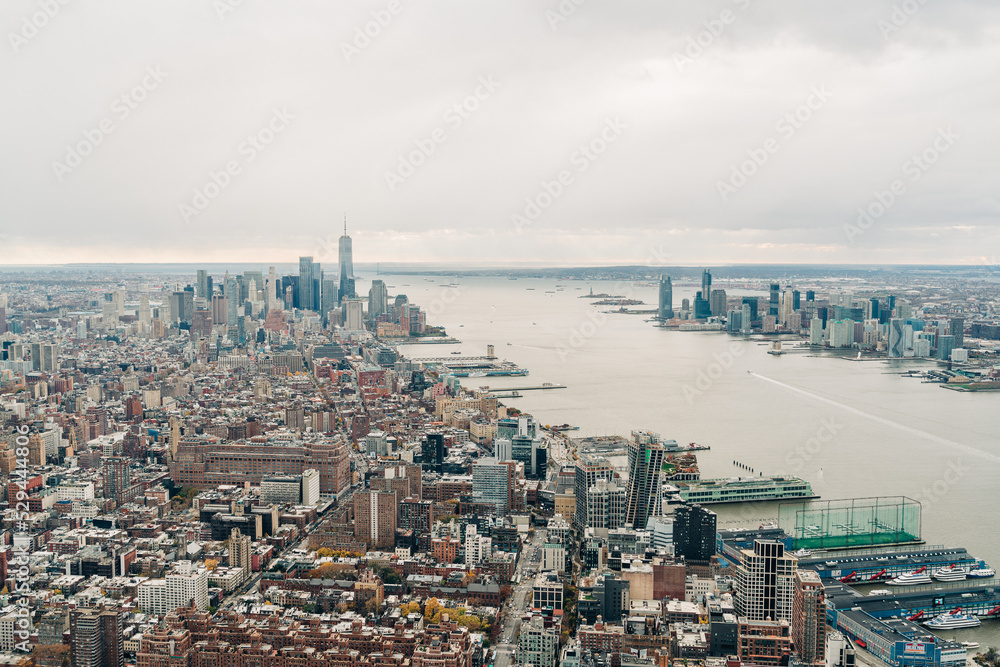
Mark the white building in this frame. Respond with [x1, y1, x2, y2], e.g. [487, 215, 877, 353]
[809, 318, 823, 345]
[494, 438, 512, 462]
[735, 540, 797, 622]
[301, 469, 320, 505]
[0, 609, 31, 651]
[137, 561, 209, 615]
[464, 524, 492, 567]
[541, 543, 566, 573]
[829, 320, 853, 348]
[57, 482, 95, 501]
[518, 614, 558, 667]
[344, 299, 364, 330]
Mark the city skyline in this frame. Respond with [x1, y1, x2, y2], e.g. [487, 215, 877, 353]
[3, 1, 1000, 266]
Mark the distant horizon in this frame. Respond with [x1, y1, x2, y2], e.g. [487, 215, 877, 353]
[1, 260, 997, 273]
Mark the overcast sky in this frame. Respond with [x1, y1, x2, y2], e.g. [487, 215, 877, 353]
[2, 0, 999, 267]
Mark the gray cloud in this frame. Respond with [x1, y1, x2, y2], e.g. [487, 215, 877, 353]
[2, 0, 999, 265]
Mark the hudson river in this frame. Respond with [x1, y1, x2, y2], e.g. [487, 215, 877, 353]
[392, 274, 1000, 645]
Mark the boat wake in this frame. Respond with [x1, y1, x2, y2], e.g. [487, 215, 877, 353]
[748, 371, 1000, 465]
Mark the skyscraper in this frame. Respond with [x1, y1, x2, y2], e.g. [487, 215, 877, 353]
[710, 289, 727, 317]
[624, 435, 665, 529]
[701, 268, 712, 299]
[196, 269, 209, 299]
[809, 317, 823, 345]
[769, 284, 780, 317]
[694, 292, 711, 319]
[658, 275, 673, 320]
[369, 279, 389, 321]
[936, 334, 956, 361]
[888, 318, 905, 358]
[338, 216, 356, 302]
[735, 540, 798, 622]
[225, 274, 238, 326]
[791, 570, 826, 666]
[70, 607, 124, 667]
[574, 456, 617, 528]
[672, 503, 717, 562]
[473, 457, 515, 515]
[949, 317, 965, 348]
[353, 491, 397, 549]
[298, 256, 314, 311]
[229, 527, 251, 578]
[103, 457, 131, 505]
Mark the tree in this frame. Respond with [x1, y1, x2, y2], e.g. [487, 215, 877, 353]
[307, 563, 339, 579]
[377, 567, 402, 586]
[205, 559, 219, 572]
[317, 548, 335, 558]
[424, 597, 442, 620]
[364, 598, 380, 615]
[303, 603, 317, 613]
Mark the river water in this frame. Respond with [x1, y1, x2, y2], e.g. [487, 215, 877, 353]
[387, 273, 1000, 647]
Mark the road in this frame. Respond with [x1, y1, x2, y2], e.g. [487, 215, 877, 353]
[493, 529, 547, 667]
[219, 484, 361, 610]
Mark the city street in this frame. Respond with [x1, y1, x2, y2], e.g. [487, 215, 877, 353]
[493, 529, 546, 667]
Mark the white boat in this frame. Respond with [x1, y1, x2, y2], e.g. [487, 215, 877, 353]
[962, 642, 980, 649]
[889, 569, 932, 586]
[924, 612, 981, 630]
[868, 589, 891, 596]
[933, 565, 968, 582]
[468, 372, 487, 378]
[793, 549, 812, 557]
[967, 567, 995, 578]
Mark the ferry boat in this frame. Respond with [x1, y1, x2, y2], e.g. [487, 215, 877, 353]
[967, 567, 995, 578]
[962, 642, 980, 649]
[924, 611, 981, 630]
[675, 476, 816, 504]
[868, 589, 892, 596]
[932, 565, 968, 582]
[889, 568, 932, 586]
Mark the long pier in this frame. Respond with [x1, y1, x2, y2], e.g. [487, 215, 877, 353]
[486, 384, 566, 391]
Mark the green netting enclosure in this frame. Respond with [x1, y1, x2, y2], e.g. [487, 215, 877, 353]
[778, 497, 921, 550]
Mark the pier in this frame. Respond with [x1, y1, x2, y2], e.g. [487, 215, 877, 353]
[827, 581, 1000, 621]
